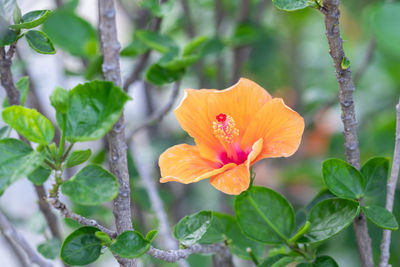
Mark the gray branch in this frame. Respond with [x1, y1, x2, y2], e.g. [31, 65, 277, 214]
[98, 0, 135, 266]
[0, 211, 52, 267]
[320, 1, 373, 266]
[379, 98, 400, 267]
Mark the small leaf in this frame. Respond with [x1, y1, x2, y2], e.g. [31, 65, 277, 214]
[61, 226, 102, 266]
[174, 210, 212, 246]
[8, 10, 51, 30]
[58, 81, 130, 142]
[273, 0, 309, 11]
[297, 255, 339, 267]
[110, 230, 150, 258]
[258, 254, 286, 267]
[145, 230, 158, 242]
[27, 166, 51, 185]
[362, 206, 398, 230]
[0, 17, 17, 46]
[0, 138, 45, 194]
[140, 0, 174, 17]
[235, 186, 295, 244]
[322, 158, 365, 199]
[341, 56, 350, 70]
[183, 35, 208, 56]
[61, 165, 119, 205]
[50, 86, 70, 114]
[2, 105, 54, 145]
[301, 198, 360, 243]
[136, 30, 178, 54]
[37, 238, 61, 260]
[361, 157, 389, 205]
[13, 4, 21, 24]
[95, 231, 112, 246]
[25, 30, 56, 54]
[145, 63, 185, 86]
[65, 149, 91, 168]
[121, 40, 148, 57]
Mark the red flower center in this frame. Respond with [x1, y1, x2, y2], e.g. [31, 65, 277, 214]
[216, 113, 227, 122]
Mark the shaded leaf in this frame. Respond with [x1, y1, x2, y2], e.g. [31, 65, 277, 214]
[27, 166, 51, 185]
[361, 157, 389, 205]
[136, 30, 178, 54]
[37, 238, 61, 260]
[362, 205, 398, 230]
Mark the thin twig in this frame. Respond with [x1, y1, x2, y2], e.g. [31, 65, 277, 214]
[98, 1, 135, 266]
[127, 81, 180, 139]
[319, 1, 373, 266]
[0, 211, 52, 267]
[379, 98, 400, 267]
[1, 233, 29, 267]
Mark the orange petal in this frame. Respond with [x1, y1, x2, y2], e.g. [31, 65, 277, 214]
[241, 98, 304, 161]
[174, 89, 223, 161]
[207, 78, 272, 138]
[159, 144, 235, 184]
[210, 139, 263, 195]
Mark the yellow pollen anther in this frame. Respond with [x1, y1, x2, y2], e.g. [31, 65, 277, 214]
[212, 114, 239, 143]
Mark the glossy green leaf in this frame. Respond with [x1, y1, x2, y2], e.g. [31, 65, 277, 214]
[27, 166, 51, 185]
[370, 3, 400, 57]
[58, 81, 130, 142]
[361, 157, 389, 205]
[235, 186, 295, 244]
[3, 76, 29, 107]
[0, 138, 45, 194]
[174, 210, 212, 246]
[110, 230, 150, 258]
[362, 206, 398, 230]
[50, 86, 70, 114]
[37, 238, 61, 259]
[42, 10, 97, 57]
[65, 149, 91, 168]
[199, 212, 264, 260]
[25, 30, 56, 54]
[183, 35, 208, 56]
[0, 17, 17, 46]
[273, 0, 309, 11]
[121, 40, 148, 57]
[2, 105, 54, 145]
[9, 10, 51, 30]
[145, 230, 158, 242]
[61, 226, 102, 266]
[145, 63, 185, 86]
[322, 158, 365, 199]
[136, 30, 178, 54]
[296, 255, 339, 267]
[61, 165, 119, 205]
[301, 198, 360, 243]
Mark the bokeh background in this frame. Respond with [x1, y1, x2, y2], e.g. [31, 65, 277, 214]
[0, 0, 399, 266]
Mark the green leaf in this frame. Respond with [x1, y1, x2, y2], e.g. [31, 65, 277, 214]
[9, 10, 51, 30]
[110, 230, 150, 258]
[136, 30, 179, 54]
[13, 4, 21, 24]
[2, 105, 54, 145]
[235, 186, 295, 244]
[61, 226, 102, 266]
[361, 157, 389, 205]
[95, 231, 112, 246]
[271, 256, 297, 267]
[25, 30, 56, 54]
[37, 238, 61, 259]
[341, 57, 350, 70]
[58, 81, 130, 142]
[370, 3, 400, 57]
[362, 206, 398, 230]
[145, 63, 185, 86]
[230, 22, 263, 47]
[27, 166, 51, 185]
[0, 126, 8, 138]
[174, 210, 212, 246]
[61, 164, 119, 205]
[3, 76, 29, 107]
[145, 230, 158, 242]
[199, 212, 265, 260]
[0, 17, 17, 46]
[0, 138, 45, 194]
[301, 198, 360, 243]
[65, 149, 91, 168]
[140, 0, 174, 17]
[306, 188, 335, 211]
[50, 87, 70, 114]
[258, 255, 286, 267]
[322, 158, 365, 199]
[121, 40, 148, 57]
[183, 35, 208, 56]
[160, 55, 199, 70]
[296, 255, 339, 267]
[42, 10, 97, 57]
[273, 0, 309, 11]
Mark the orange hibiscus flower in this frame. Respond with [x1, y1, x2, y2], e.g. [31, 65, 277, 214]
[159, 78, 304, 195]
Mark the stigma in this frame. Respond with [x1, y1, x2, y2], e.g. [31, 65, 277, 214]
[213, 113, 239, 143]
